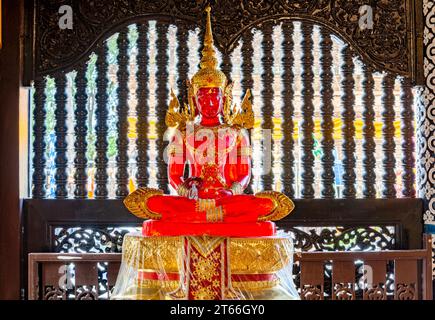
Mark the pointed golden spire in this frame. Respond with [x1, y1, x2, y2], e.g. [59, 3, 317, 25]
[191, 5, 227, 93]
[200, 5, 218, 70]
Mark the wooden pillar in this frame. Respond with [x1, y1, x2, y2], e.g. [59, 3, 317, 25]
[281, 21, 295, 197]
[74, 64, 89, 199]
[319, 29, 335, 199]
[135, 23, 150, 188]
[115, 29, 130, 198]
[300, 23, 315, 199]
[0, 0, 23, 299]
[362, 65, 376, 198]
[261, 22, 275, 190]
[340, 45, 356, 199]
[94, 44, 109, 199]
[241, 30, 254, 194]
[381, 73, 396, 199]
[155, 23, 170, 193]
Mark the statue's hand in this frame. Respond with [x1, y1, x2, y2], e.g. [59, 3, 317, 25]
[198, 187, 232, 199]
[177, 177, 203, 198]
[184, 177, 203, 189]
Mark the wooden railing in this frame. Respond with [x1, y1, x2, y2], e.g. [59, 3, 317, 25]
[28, 235, 433, 300]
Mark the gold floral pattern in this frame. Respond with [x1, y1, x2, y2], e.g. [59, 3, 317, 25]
[122, 234, 292, 274]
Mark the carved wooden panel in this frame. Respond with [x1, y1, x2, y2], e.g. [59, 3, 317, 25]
[362, 260, 387, 300]
[51, 225, 395, 254]
[394, 259, 418, 300]
[42, 262, 67, 300]
[27, 0, 422, 83]
[332, 261, 355, 300]
[29, 243, 433, 300]
[300, 261, 324, 300]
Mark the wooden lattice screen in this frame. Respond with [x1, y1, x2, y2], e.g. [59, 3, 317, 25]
[27, 1, 422, 201]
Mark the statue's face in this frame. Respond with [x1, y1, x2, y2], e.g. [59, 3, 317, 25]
[195, 87, 224, 118]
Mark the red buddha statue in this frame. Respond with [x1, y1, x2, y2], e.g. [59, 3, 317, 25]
[124, 6, 294, 237]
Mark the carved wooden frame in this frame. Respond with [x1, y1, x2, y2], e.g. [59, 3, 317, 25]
[23, 0, 424, 84]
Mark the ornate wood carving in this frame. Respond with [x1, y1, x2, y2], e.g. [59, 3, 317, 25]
[135, 23, 150, 188]
[176, 24, 189, 104]
[55, 227, 134, 253]
[396, 283, 416, 300]
[54, 74, 68, 199]
[333, 283, 355, 300]
[301, 285, 323, 300]
[341, 45, 356, 198]
[290, 226, 395, 252]
[44, 287, 66, 300]
[94, 44, 109, 199]
[364, 284, 387, 300]
[75, 288, 98, 300]
[52, 224, 396, 254]
[382, 73, 397, 199]
[115, 29, 130, 198]
[32, 77, 47, 198]
[261, 22, 274, 191]
[155, 23, 170, 193]
[73, 64, 88, 199]
[362, 65, 376, 199]
[300, 23, 315, 199]
[319, 29, 335, 199]
[280, 21, 295, 197]
[400, 77, 416, 198]
[241, 30, 254, 194]
[30, 0, 420, 82]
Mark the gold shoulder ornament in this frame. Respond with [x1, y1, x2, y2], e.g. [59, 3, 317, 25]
[165, 86, 195, 129]
[223, 87, 255, 130]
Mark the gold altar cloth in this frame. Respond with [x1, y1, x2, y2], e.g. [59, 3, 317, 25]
[111, 233, 299, 300]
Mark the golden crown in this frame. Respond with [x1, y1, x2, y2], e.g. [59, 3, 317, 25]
[191, 6, 227, 93]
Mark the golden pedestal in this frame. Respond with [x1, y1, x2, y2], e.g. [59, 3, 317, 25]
[111, 233, 299, 300]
